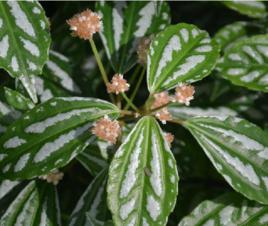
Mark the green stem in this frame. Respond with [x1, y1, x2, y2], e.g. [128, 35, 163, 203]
[89, 39, 115, 103]
[121, 92, 139, 112]
[124, 68, 145, 110]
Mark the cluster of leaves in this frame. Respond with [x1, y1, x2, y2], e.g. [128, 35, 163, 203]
[0, 1, 268, 226]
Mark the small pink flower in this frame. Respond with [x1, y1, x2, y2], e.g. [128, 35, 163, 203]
[39, 170, 64, 186]
[107, 74, 130, 95]
[67, 9, 101, 40]
[91, 116, 121, 144]
[165, 132, 174, 146]
[175, 84, 195, 106]
[155, 108, 172, 124]
[151, 91, 171, 109]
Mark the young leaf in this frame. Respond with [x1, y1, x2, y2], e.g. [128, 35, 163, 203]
[4, 87, 34, 111]
[223, 1, 267, 19]
[184, 116, 268, 204]
[168, 103, 237, 120]
[69, 168, 109, 226]
[0, 97, 119, 179]
[96, 1, 170, 73]
[218, 35, 268, 92]
[0, 2, 51, 103]
[147, 23, 219, 93]
[179, 192, 268, 226]
[107, 116, 179, 226]
[76, 144, 108, 176]
[0, 181, 61, 226]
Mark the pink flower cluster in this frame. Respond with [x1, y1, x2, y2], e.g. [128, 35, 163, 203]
[107, 74, 130, 95]
[91, 116, 121, 144]
[67, 9, 101, 40]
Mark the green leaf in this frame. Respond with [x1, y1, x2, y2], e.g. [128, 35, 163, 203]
[0, 99, 21, 135]
[0, 1, 51, 103]
[0, 181, 61, 226]
[86, 213, 114, 226]
[34, 75, 70, 103]
[0, 97, 119, 179]
[223, 1, 267, 18]
[0, 180, 20, 200]
[168, 103, 237, 120]
[147, 23, 219, 93]
[218, 35, 268, 92]
[42, 50, 81, 94]
[214, 21, 257, 52]
[76, 144, 108, 176]
[184, 116, 268, 204]
[4, 87, 34, 111]
[96, 1, 170, 73]
[107, 116, 179, 226]
[178, 192, 268, 226]
[69, 168, 109, 226]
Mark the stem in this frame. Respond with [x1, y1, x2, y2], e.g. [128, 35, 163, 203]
[89, 39, 109, 85]
[124, 68, 145, 110]
[89, 39, 115, 103]
[149, 103, 170, 114]
[121, 92, 139, 112]
[120, 110, 135, 116]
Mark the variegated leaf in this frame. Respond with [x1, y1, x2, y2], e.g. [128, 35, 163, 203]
[69, 168, 109, 226]
[0, 181, 61, 226]
[4, 87, 34, 111]
[96, 1, 170, 73]
[184, 116, 268, 204]
[108, 116, 179, 226]
[214, 21, 256, 52]
[34, 75, 70, 103]
[218, 35, 268, 92]
[147, 23, 219, 93]
[179, 192, 268, 226]
[0, 97, 119, 179]
[0, 1, 51, 103]
[76, 144, 108, 176]
[0, 180, 20, 200]
[42, 50, 81, 95]
[0, 98, 21, 135]
[223, 1, 267, 19]
[168, 103, 237, 120]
